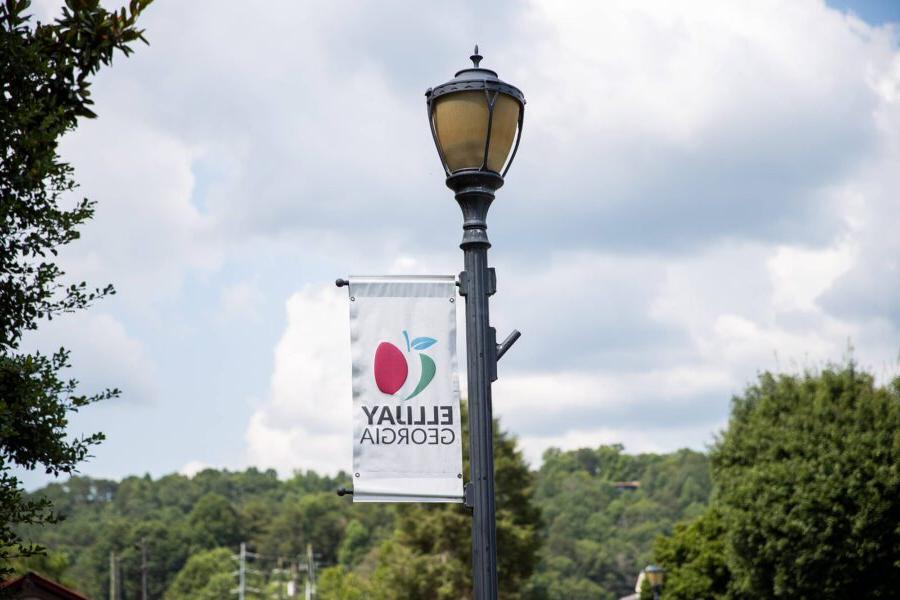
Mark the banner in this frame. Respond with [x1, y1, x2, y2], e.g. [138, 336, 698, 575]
[347, 275, 463, 503]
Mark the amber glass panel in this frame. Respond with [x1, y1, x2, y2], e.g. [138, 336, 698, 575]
[486, 93, 520, 172]
[433, 91, 489, 172]
[433, 91, 520, 173]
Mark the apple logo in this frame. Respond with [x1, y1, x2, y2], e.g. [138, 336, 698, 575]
[373, 331, 437, 400]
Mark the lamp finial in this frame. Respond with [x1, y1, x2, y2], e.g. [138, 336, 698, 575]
[470, 44, 483, 68]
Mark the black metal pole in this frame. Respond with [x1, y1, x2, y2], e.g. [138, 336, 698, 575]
[450, 170, 503, 600]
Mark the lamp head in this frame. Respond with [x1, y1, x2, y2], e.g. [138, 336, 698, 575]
[426, 45, 525, 182]
[644, 565, 666, 588]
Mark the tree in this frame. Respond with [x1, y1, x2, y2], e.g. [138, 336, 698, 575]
[365, 411, 542, 600]
[258, 492, 350, 565]
[654, 364, 900, 599]
[337, 519, 372, 567]
[164, 547, 234, 600]
[317, 565, 374, 600]
[712, 365, 900, 598]
[0, 0, 151, 571]
[188, 492, 242, 550]
[9, 548, 74, 588]
[649, 507, 729, 600]
[525, 446, 711, 599]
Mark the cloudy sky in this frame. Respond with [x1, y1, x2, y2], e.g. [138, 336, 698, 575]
[18, 0, 900, 487]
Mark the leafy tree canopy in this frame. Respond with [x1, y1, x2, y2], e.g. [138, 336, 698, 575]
[649, 506, 729, 600]
[318, 409, 543, 600]
[164, 547, 234, 600]
[0, 0, 151, 571]
[655, 364, 900, 599]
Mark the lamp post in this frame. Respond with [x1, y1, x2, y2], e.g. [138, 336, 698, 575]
[426, 46, 525, 600]
[644, 564, 666, 600]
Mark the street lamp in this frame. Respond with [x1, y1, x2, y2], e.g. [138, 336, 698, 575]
[426, 46, 525, 600]
[644, 564, 666, 600]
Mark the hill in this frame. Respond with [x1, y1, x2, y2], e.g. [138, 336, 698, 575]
[17, 445, 710, 599]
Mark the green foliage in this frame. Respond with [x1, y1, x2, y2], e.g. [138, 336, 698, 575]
[15, 423, 710, 598]
[338, 519, 372, 567]
[0, 0, 151, 572]
[9, 548, 73, 587]
[651, 507, 729, 600]
[259, 492, 350, 564]
[714, 365, 900, 598]
[355, 410, 541, 600]
[164, 547, 234, 600]
[317, 565, 373, 600]
[188, 492, 242, 549]
[655, 364, 900, 599]
[14, 468, 345, 598]
[368, 516, 471, 599]
[526, 445, 711, 599]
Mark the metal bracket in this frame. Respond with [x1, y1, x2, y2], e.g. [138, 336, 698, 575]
[464, 482, 474, 511]
[488, 327, 498, 382]
[457, 268, 496, 297]
[496, 330, 521, 361]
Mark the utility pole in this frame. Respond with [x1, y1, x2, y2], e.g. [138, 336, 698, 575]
[140, 537, 148, 600]
[304, 544, 315, 600]
[109, 551, 116, 600]
[232, 542, 261, 598]
[238, 542, 246, 600]
[288, 561, 298, 598]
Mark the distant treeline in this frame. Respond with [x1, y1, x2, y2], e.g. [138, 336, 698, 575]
[16, 422, 711, 599]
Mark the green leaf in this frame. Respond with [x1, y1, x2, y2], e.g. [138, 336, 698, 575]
[404, 354, 436, 400]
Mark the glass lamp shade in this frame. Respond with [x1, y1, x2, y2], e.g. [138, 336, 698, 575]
[432, 91, 521, 173]
[644, 565, 665, 587]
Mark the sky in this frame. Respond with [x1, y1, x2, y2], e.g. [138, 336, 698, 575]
[17, 0, 900, 487]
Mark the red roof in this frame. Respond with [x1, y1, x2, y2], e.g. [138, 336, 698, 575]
[1, 571, 90, 600]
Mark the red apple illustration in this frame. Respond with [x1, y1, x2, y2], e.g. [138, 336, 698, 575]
[373, 332, 438, 398]
[373, 342, 408, 394]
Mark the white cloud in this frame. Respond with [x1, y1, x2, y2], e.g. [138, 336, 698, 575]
[23, 312, 158, 405]
[180, 460, 211, 478]
[218, 281, 265, 322]
[500, 0, 898, 255]
[768, 242, 855, 313]
[23, 0, 900, 481]
[244, 285, 352, 475]
[167, 0, 900, 473]
[58, 111, 221, 313]
[486, 236, 884, 459]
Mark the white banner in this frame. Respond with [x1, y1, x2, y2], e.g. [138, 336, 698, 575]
[347, 275, 463, 503]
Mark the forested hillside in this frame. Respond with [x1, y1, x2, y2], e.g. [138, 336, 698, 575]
[17, 439, 710, 599]
[528, 446, 711, 598]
